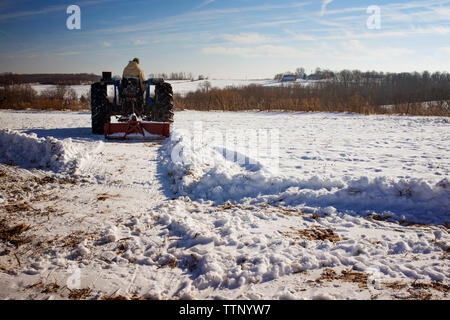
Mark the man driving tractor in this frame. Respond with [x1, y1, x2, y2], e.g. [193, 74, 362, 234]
[90, 58, 174, 136]
[122, 57, 146, 92]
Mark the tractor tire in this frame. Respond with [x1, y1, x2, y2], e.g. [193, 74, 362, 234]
[91, 83, 110, 134]
[154, 82, 174, 123]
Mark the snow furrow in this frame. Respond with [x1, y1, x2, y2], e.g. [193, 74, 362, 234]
[161, 132, 449, 225]
[0, 129, 102, 176]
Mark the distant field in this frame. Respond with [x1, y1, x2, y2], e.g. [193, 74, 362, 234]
[30, 79, 312, 98]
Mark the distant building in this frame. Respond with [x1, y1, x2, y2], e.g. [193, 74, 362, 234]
[281, 74, 297, 82]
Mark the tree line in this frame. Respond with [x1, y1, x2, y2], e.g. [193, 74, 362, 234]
[0, 73, 100, 85]
[175, 69, 450, 116]
[0, 84, 89, 111]
[147, 72, 208, 81]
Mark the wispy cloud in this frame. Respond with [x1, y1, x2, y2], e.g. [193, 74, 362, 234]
[95, 2, 309, 34]
[337, 40, 414, 60]
[195, 0, 215, 10]
[55, 51, 81, 56]
[439, 46, 450, 54]
[0, 0, 116, 21]
[224, 32, 271, 44]
[202, 44, 312, 58]
[284, 29, 316, 41]
[134, 39, 147, 45]
[0, 4, 66, 21]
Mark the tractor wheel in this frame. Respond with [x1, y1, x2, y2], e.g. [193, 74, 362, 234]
[91, 83, 110, 134]
[155, 82, 174, 123]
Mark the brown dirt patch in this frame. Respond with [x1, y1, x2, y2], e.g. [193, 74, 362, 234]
[367, 214, 391, 222]
[3, 202, 34, 213]
[383, 281, 409, 290]
[0, 220, 32, 246]
[97, 193, 120, 201]
[411, 281, 450, 293]
[102, 294, 128, 300]
[316, 268, 369, 288]
[158, 257, 177, 269]
[283, 226, 343, 242]
[68, 288, 92, 300]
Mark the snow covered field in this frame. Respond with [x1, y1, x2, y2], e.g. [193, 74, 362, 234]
[0, 110, 448, 300]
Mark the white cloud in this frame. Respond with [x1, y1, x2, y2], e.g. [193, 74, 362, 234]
[438, 46, 450, 54]
[195, 0, 214, 9]
[339, 40, 414, 59]
[55, 51, 81, 56]
[95, 2, 309, 34]
[223, 32, 271, 44]
[285, 29, 316, 41]
[202, 44, 311, 58]
[412, 26, 450, 35]
[134, 39, 147, 45]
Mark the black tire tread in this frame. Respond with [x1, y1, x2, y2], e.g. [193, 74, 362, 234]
[91, 83, 110, 134]
[154, 82, 174, 123]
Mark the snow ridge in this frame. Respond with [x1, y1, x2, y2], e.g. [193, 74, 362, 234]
[161, 132, 449, 225]
[0, 129, 98, 175]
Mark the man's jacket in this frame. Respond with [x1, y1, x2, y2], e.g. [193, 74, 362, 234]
[122, 61, 146, 92]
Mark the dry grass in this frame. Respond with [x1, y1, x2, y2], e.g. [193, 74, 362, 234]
[411, 281, 450, 293]
[339, 269, 369, 288]
[97, 193, 120, 201]
[175, 80, 450, 117]
[276, 207, 303, 217]
[28, 281, 62, 294]
[101, 294, 146, 300]
[3, 202, 34, 213]
[62, 231, 88, 248]
[0, 84, 89, 111]
[316, 268, 338, 282]
[158, 257, 178, 269]
[68, 288, 92, 300]
[183, 254, 199, 272]
[316, 268, 369, 288]
[367, 213, 391, 222]
[283, 226, 343, 242]
[317, 267, 449, 298]
[383, 281, 409, 290]
[101, 294, 128, 300]
[0, 220, 32, 246]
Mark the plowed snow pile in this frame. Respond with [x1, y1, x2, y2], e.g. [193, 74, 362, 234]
[0, 129, 100, 175]
[162, 133, 449, 225]
[164, 112, 450, 225]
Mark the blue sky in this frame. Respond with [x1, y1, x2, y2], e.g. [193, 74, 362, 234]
[0, 0, 450, 78]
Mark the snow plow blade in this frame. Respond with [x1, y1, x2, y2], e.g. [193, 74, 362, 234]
[104, 116, 170, 140]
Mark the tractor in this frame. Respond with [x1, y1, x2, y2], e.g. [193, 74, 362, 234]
[91, 72, 174, 139]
